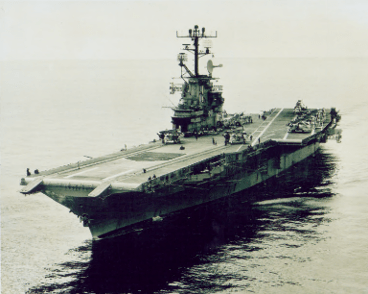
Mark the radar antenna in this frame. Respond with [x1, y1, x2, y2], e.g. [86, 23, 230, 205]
[207, 60, 223, 75]
[176, 25, 217, 77]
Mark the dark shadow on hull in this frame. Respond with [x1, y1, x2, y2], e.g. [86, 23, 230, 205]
[26, 149, 338, 294]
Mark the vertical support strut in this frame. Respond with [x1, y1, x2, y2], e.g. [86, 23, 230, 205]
[194, 36, 199, 76]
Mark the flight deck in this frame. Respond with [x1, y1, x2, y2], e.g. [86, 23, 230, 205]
[23, 108, 330, 195]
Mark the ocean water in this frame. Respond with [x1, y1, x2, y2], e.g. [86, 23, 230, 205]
[1, 58, 368, 293]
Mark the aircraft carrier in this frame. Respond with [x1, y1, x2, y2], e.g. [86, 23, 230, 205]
[20, 25, 341, 239]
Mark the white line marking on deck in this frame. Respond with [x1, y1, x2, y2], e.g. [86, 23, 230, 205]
[236, 145, 244, 152]
[102, 169, 135, 181]
[283, 132, 289, 140]
[64, 167, 99, 178]
[252, 108, 284, 146]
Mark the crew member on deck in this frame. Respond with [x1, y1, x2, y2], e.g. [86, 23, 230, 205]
[224, 132, 230, 146]
[158, 132, 165, 144]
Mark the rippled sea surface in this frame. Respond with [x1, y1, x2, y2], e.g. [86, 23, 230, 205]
[2, 58, 368, 293]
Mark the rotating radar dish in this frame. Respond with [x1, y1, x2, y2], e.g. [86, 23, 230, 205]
[207, 60, 223, 74]
[207, 60, 214, 74]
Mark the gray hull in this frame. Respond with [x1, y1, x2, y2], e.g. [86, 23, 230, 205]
[43, 141, 319, 239]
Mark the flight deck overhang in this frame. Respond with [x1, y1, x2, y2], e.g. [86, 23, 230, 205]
[20, 177, 141, 196]
[271, 139, 304, 146]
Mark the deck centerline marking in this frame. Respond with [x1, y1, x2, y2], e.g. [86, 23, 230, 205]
[236, 145, 245, 152]
[102, 169, 136, 181]
[252, 108, 284, 146]
[64, 167, 99, 178]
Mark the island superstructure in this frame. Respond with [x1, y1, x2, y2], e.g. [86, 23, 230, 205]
[170, 25, 224, 135]
[20, 25, 341, 239]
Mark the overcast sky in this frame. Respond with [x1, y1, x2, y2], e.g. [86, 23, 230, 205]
[1, 0, 368, 60]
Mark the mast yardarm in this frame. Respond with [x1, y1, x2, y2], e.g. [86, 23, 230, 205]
[176, 25, 217, 77]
